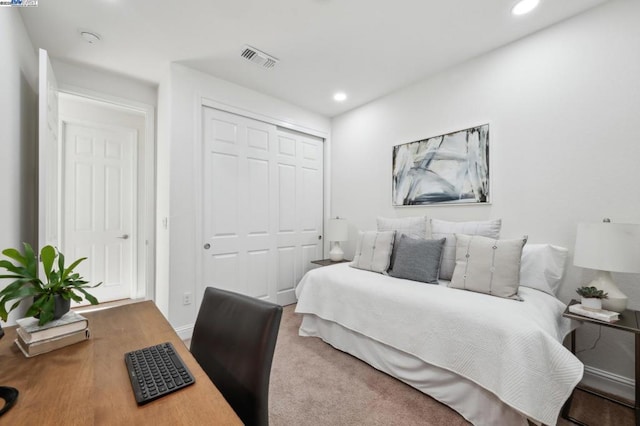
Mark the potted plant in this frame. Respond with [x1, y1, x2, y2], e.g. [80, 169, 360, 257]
[576, 286, 608, 311]
[0, 243, 101, 325]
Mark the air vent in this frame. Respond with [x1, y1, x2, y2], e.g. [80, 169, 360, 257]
[240, 45, 279, 69]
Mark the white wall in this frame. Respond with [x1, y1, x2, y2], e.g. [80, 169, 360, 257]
[0, 10, 38, 326]
[158, 64, 331, 336]
[51, 59, 158, 107]
[331, 0, 640, 398]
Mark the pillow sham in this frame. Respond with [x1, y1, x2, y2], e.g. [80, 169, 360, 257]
[431, 218, 502, 280]
[350, 230, 396, 274]
[389, 235, 446, 284]
[449, 234, 527, 300]
[377, 216, 429, 238]
[519, 244, 568, 296]
[378, 216, 429, 270]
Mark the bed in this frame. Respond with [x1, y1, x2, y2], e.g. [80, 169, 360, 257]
[294, 261, 583, 426]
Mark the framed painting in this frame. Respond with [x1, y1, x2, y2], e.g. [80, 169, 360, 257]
[392, 124, 490, 206]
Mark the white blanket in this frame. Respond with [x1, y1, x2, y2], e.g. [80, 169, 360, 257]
[295, 263, 583, 425]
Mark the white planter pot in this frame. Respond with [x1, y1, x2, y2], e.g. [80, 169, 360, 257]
[581, 297, 602, 311]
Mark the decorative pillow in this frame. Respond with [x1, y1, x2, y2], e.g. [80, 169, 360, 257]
[350, 231, 396, 274]
[431, 218, 502, 280]
[378, 216, 429, 270]
[519, 244, 568, 296]
[377, 216, 429, 238]
[449, 234, 527, 300]
[389, 236, 446, 284]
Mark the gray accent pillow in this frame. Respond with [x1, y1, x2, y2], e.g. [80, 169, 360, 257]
[350, 230, 396, 274]
[389, 235, 446, 284]
[449, 234, 527, 300]
[431, 218, 502, 280]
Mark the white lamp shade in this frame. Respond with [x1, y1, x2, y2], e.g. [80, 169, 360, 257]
[327, 218, 348, 242]
[574, 222, 640, 273]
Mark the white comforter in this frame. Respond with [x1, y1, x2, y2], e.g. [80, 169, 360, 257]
[295, 263, 583, 425]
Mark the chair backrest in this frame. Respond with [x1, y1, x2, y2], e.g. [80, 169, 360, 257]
[190, 287, 283, 426]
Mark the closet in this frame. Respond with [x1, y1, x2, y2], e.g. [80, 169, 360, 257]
[200, 106, 323, 304]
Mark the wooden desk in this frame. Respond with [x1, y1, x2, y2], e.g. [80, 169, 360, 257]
[0, 301, 242, 425]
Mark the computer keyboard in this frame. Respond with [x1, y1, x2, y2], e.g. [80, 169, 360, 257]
[124, 342, 195, 405]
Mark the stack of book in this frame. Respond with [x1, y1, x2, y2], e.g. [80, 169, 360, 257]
[569, 303, 620, 323]
[14, 311, 90, 357]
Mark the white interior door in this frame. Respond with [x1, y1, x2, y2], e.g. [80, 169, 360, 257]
[38, 48, 59, 249]
[201, 107, 323, 305]
[275, 128, 324, 305]
[62, 121, 136, 303]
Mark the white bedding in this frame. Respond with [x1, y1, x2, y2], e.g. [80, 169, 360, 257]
[294, 263, 583, 425]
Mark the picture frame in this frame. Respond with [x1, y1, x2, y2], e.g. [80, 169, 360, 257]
[392, 124, 490, 206]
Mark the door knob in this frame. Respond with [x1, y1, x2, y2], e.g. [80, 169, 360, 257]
[204, 243, 211, 249]
[117, 234, 129, 240]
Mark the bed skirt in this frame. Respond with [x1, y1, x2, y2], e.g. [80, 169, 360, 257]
[299, 313, 535, 426]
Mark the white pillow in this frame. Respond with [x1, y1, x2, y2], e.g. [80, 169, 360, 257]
[377, 216, 429, 238]
[450, 234, 526, 300]
[350, 231, 396, 274]
[519, 244, 568, 296]
[431, 219, 502, 280]
[378, 216, 429, 269]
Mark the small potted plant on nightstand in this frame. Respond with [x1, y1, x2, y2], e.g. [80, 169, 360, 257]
[576, 286, 608, 311]
[0, 243, 101, 325]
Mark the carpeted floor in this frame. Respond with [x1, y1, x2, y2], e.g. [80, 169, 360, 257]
[269, 305, 634, 426]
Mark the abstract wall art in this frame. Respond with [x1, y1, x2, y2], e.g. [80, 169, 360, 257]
[392, 124, 490, 206]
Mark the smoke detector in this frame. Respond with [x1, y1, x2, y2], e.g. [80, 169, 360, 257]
[79, 30, 101, 44]
[240, 45, 279, 69]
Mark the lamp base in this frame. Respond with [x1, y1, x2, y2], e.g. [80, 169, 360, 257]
[329, 242, 344, 262]
[587, 270, 628, 313]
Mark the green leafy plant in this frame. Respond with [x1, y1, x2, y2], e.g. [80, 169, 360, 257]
[576, 286, 608, 299]
[0, 243, 101, 325]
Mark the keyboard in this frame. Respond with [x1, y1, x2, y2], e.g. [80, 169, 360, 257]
[124, 342, 195, 405]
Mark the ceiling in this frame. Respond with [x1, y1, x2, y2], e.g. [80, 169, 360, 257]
[19, 0, 609, 117]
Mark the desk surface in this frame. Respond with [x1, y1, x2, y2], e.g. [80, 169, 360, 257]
[0, 301, 242, 425]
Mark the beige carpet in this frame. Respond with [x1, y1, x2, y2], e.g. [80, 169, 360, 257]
[270, 305, 634, 426]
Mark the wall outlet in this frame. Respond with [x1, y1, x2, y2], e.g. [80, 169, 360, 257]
[183, 292, 192, 305]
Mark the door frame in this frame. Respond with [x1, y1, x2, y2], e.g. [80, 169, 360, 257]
[193, 96, 330, 310]
[56, 85, 156, 302]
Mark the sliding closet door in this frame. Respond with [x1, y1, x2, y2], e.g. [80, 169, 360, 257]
[201, 107, 323, 304]
[275, 128, 323, 305]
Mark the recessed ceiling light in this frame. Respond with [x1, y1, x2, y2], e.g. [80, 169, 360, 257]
[512, 0, 539, 16]
[80, 31, 102, 44]
[333, 92, 347, 102]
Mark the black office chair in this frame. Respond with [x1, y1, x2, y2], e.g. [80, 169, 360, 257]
[190, 287, 283, 426]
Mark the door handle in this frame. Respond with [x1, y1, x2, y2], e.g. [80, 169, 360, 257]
[204, 243, 211, 250]
[117, 234, 129, 240]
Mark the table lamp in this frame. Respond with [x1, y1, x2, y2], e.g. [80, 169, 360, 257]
[328, 218, 348, 261]
[573, 219, 640, 312]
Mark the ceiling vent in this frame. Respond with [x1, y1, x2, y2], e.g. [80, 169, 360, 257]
[240, 45, 279, 69]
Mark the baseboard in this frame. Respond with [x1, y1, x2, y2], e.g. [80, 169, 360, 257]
[581, 365, 634, 401]
[175, 324, 194, 341]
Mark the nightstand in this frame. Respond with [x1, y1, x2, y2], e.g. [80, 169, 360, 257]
[310, 259, 350, 267]
[562, 299, 640, 426]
